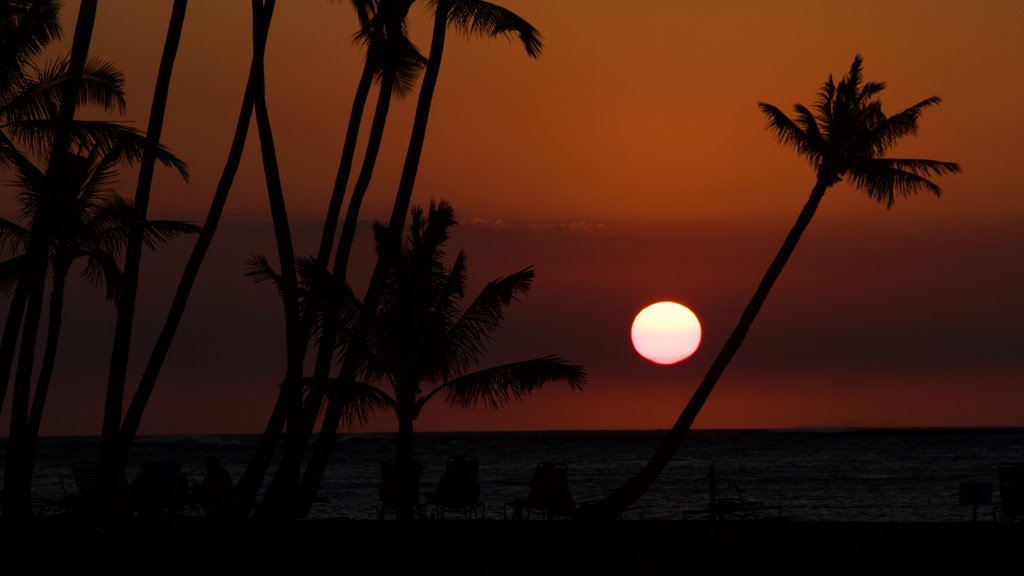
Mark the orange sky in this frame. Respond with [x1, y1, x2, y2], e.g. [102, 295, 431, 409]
[3, 1, 1023, 435]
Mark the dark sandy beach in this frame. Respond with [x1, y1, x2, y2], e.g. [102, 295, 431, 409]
[4, 517, 1022, 575]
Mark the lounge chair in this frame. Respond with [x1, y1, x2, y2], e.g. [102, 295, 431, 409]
[995, 463, 1024, 521]
[684, 463, 780, 520]
[507, 462, 575, 520]
[376, 459, 425, 520]
[426, 455, 484, 519]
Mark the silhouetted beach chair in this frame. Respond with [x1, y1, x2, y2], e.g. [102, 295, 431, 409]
[426, 455, 484, 519]
[995, 463, 1024, 521]
[376, 460, 425, 520]
[684, 463, 780, 520]
[56, 463, 99, 514]
[507, 462, 575, 520]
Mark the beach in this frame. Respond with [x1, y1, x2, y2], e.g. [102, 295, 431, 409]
[5, 517, 1023, 575]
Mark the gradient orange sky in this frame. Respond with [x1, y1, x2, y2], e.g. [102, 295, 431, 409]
[3, 1, 1023, 435]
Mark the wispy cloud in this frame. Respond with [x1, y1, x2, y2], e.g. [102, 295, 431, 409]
[465, 217, 608, 233]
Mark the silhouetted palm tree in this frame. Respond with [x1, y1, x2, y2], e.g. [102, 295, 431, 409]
[297, 0, 543, 518]
[0, 139, 192, 505]
[0, 0, 127, 419]
[324, 201, 584, 520]
[3, 0, 99, 520]
[586, 54, 961, 518]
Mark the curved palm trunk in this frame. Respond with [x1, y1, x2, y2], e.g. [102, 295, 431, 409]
[584, 180, 829, 519]
[115, 0, 273, 452]
[243, 18, 307, 519]
[107, 0, 187, 458]
[258, 73, 396, 518]
[295, 0, 452, 517]
[234, 14, 377, 508]
[3, 0, 97, 521]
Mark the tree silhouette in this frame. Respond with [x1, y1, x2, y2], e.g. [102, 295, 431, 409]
[586, 54, 961, 518]
[347, 201, 584, 520]
[0, 0, 127, 420]
[297, 0, 543, 518]
[104, 0, 188, 484]
[250, 0, 426, 516]
[0, 138, 192, 513]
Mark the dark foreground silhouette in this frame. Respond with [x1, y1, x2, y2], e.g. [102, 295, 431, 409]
[2, 517, 1022, 576]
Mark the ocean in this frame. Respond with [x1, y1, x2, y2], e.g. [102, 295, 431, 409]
[8, 428, 1023, 521]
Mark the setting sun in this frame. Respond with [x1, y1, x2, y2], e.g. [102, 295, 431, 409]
[630, 301, 702, 365]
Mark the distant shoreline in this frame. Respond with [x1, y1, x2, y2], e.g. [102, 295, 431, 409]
[16, 425, 1024, 440]
[3, 517, 1022, 575]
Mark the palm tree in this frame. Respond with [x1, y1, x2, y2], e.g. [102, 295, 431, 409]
[585, 55, 961, 518]
[297, 0, 544, 518]
[104, 0, 188, 481]
[0, 138, 192, 503]
[349, 201, 585, 520]
[0, 0, 127, 419]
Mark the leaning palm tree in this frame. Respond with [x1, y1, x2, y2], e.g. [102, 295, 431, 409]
[585, 54, 961, 518]
[353, 201, 585, 520]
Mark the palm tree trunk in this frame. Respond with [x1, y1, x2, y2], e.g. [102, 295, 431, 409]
[107, 0, 187, 458]
[115, 0, 273, 453]
[234, 4, 376, 509]
[25, 259, 69, 445]
[243, 11, 307, 519]
[584, 180, 829, 519]
[295, 0, 452, 516]
[3, 0, 97, 521]
[0, 279, 29, 417]
[395, 403, 416, 521]
[316, 60, 374, 267]
[258, 73, 397, 518]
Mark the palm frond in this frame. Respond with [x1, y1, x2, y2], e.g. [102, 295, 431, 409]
[244, 253, 283, 287]
[758, 102, 818, 166]
[426, 355, 585, 411]
[3, 56, 126, 124]
[82, 251, 123, 302]
[0, 0, 61, 93]
[847, 157, 960, 208]
[0, 255, 28, 296]
[443, 0, 543, 58]
[443, 266, 533, 374]
[305, 377, 395, 429]
[0, 217, 30, 254]
[867, 96, 942, 156]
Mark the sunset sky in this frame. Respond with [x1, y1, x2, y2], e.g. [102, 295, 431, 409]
[3, 0, 1022, 435]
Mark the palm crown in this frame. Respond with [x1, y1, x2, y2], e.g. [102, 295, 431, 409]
[758, 54, 961, 206]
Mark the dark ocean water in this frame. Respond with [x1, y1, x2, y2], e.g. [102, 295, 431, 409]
[9, 428, 1024, 521]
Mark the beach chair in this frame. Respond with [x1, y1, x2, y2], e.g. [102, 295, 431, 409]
[426, 455, 484, 519]
[376, 459, 425, 520]
[995, 463, 1024, 521]
[684, 463, 780, 520]
[507, 462, 575, 520]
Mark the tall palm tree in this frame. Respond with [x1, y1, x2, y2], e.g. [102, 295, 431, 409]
[3, 0, 99, 520]
[297, 0, 543, 518]
[0, 0, 126, 419]
[105, 0, 188, 474]
[585, 55, 961, 519]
